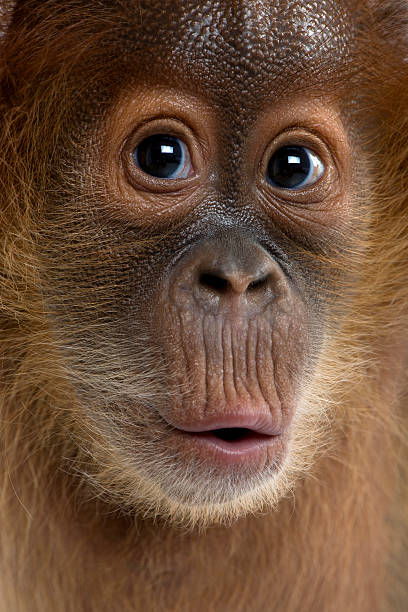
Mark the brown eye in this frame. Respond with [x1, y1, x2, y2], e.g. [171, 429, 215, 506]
[133, 134, 192, 179]
[267, 146, 324, 189]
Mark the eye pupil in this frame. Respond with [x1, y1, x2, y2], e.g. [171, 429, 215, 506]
[135, 134, 185, 179]
[267, 146, 316, 189]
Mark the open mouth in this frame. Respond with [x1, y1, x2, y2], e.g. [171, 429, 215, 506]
[163, 411, 285, 466]
[198, 427, 272, 443]
[178, 426, 279, 463]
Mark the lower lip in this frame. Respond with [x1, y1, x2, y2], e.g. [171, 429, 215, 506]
[174, 430, 284, 468]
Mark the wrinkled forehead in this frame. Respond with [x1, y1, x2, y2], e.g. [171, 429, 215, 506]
[119, 0, 354, 104]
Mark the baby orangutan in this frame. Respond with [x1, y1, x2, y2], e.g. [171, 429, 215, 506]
[0, 1, 407, 610]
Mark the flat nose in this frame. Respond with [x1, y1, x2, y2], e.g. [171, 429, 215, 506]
[198, 263, 271, 296]
[170, 234, 279, 314]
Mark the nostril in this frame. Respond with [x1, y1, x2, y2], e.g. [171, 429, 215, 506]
[247, 276, 268, 292]
[199, 272, 229, 293]
[199, 272, 270, 295]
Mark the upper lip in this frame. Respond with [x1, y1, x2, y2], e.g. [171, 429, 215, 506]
[163, 408, 282, 437]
